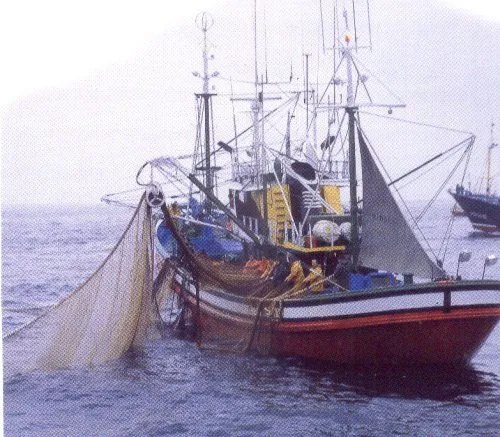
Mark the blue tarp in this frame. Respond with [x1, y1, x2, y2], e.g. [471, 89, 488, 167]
[156, 221, 243, 260]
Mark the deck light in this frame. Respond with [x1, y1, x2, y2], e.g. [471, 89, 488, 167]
[482, 254, 498, 279]
[456, 250, 472, 278]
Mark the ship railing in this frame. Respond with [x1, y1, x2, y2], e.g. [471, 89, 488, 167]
[267, 219, 297, 245]
[233, 162, 256, 184]
[322, 160, 349, 181]
[302, 191, 324, 209]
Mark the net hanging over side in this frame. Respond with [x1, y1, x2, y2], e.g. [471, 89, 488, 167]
[3, 195, 161, 376]
[159, 203, 340, 355]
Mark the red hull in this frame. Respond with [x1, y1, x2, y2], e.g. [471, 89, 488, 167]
[188, 296, 500, 365]
[272, 310, 499, 365]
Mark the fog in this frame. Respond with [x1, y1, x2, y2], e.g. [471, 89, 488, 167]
[1, 0, 499, 205]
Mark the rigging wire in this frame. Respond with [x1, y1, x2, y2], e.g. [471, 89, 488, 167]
[351, 0, 358, 49]
[303, 53, 346, 136]
[351, 54, 406, 106]
[224, 94, 298, 146]
[394, 138, 474, 190]
[359, 118, 476, 269]
[359, 112, 477, 237]
[436, 141, 475, 261]
[317, 53, 346, 110]
[216, 75, 333, 87]
[366, 0, 372, 50]
[438, 141, 474, 265]
[230, 78, 239, 151]
[192, 97, 203, 200]
[359, 111, 476, 254]
[436, 141, 474, 263]
[460, 138, 475, 185]
[438, 210, 457, 265]
[319, 0, 326, 53]
[360, 109, 478, 261]
[210, 96, 218, 198]
[415, 143, 472, 223]
[354, 76, 360, 104]
[327, 111, 348, 162]
[359, 110, 474, 136]
[155, 165, 192, 195]
[263, 0, 269, 83]
[351, 58, 373, 103]
[333, 0, 338, 122]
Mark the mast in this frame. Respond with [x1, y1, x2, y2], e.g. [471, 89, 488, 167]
[285, 111, 292, 158]
[194, 13, 218, 211]
[486, 122, 497, 195]
[304, 53, 310, 129]
[335, 5, 404, 269]
[251, 0, 265, 187]
[344, 26, 360, 268]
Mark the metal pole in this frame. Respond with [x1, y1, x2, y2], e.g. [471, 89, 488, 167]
[262, 175, 269, 240]
[203, 94, 212, 198]
[345, 29, 359, 269]
[348, 107, 359, 268]
[305, 53, 310, 129]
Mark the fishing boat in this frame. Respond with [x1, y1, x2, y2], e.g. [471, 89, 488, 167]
[115, 4, 500, 366]
[449, 123, 500, 233]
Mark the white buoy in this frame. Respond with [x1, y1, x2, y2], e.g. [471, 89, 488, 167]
[339, 222, 351, 239]
[312, 220, 341, 243]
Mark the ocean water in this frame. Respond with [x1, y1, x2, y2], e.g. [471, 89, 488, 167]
[2, 203, 499, 436]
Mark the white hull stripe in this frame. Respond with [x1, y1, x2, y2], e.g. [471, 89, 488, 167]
[174, 266, 500, 320]
[198, 290, 258, 317]
[451, 290, 500, 307]
[174, 273, 258, 317]
[282, 290, 500, 320]
[173, 273, 500, 321]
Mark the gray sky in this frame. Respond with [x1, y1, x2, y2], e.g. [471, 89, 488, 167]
[1, 0, 499, 205]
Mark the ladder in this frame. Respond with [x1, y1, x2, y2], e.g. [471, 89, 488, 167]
[267, 185, 293, 243]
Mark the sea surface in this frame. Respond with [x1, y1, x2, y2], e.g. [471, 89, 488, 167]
[2, 203, 499, 436]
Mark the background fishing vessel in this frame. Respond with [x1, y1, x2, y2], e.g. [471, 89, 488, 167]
[450, 123, 499, 233]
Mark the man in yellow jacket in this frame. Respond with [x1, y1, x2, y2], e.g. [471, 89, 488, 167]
[285, 259, 305, 295]
[303, 259, 324, 293]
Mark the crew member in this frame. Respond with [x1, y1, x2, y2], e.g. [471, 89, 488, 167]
[169, 201, 181, 216]
[333, 253, 352, 290]
[261, 260, 277, 280]
[285, 258, 305, 295]
[303, 259, 324, 293]
[270, 252, 290, 285]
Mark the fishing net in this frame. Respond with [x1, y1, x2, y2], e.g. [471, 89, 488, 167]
[3, 194, 166, 375]
[160, 203, 340, 355]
